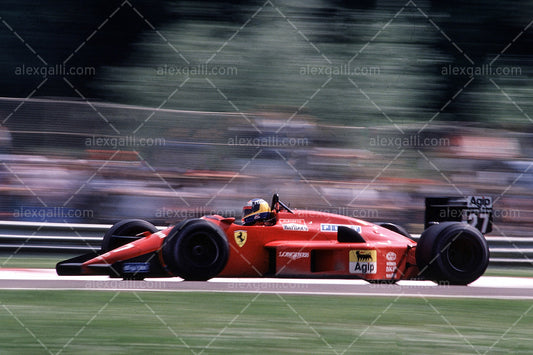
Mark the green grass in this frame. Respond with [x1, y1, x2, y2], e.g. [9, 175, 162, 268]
[0, 290, 531, 354]
[0, 254, 64, 269]
[484, 266, 533, 278]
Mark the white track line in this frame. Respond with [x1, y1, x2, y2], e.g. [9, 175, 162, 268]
[1, 268, 532, 289]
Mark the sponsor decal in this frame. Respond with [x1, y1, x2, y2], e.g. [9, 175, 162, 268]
[282, 223, 309, 231]
[234, 230, 247, 247]
[386, 252, 397, 261]
[279, 219, 306, 224]
[122, 262, 150, 273]
[320, 224, 362, 233]
[349, 249, 377, 274]
[386, 261, 397, 275]
[278, 251, 310, 260]
[467, 196, 492, 208]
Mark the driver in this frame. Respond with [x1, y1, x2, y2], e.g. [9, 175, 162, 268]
[242, 198, 273, 225]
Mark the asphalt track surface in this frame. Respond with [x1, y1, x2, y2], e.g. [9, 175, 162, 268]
[1, 269, 532, 299]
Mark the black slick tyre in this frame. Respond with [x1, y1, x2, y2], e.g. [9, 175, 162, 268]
[101, 219, 158, 253]
[161, 219, 229, 281]
[416, 222, 489, 285]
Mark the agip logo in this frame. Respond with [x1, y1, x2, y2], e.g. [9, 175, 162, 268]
[467, 196, 492, 208]
[234, 230, 247, 247]
[349, 250, 377, 274]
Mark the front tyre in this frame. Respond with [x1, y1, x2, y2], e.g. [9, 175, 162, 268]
[416, 222, 489, 285]
[101, 219, 159, 253]
[161, 219, 229, 281]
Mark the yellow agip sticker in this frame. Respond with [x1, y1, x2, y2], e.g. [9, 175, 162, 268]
[349, 250, 377, 274]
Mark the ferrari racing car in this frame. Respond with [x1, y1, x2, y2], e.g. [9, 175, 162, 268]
[57, 194, 492, 285]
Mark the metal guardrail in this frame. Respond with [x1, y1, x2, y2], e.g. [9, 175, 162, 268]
[0, 221, 113, 253]
[0, 221, 531, 267]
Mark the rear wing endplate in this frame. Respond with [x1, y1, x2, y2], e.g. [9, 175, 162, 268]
[425, 196, 493, 234]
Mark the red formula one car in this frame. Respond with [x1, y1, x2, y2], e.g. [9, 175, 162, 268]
[57, 194, 492, 285]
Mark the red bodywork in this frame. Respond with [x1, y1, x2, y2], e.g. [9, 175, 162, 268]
[80, 209, 419, 282]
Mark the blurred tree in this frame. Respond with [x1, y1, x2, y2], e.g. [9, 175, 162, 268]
[0, 0, 531, 127]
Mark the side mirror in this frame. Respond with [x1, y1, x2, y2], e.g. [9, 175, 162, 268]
[271, 193, 280, 212]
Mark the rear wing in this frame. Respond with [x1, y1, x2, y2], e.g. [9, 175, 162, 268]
[425, 196, 493, 234]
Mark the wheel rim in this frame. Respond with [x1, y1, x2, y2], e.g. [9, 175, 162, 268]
[446, 234, 479, 272]
[182, 232, 219, 268]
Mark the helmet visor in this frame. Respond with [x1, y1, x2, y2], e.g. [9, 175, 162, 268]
[243, 205, 254, 217]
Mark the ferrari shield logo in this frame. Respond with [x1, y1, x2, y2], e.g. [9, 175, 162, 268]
[234, 230, 247, 247]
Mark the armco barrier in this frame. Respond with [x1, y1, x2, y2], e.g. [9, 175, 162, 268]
[0, 221, 531, 267]
[0, 221, 114, 253]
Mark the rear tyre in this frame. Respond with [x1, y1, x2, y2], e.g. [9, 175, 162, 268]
[101, 219, 158, 253]
[161, 219, 229, 281]
[416, 222, 489, 285]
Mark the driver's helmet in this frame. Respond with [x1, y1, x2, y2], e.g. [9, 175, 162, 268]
[242, 198, 271, 225]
